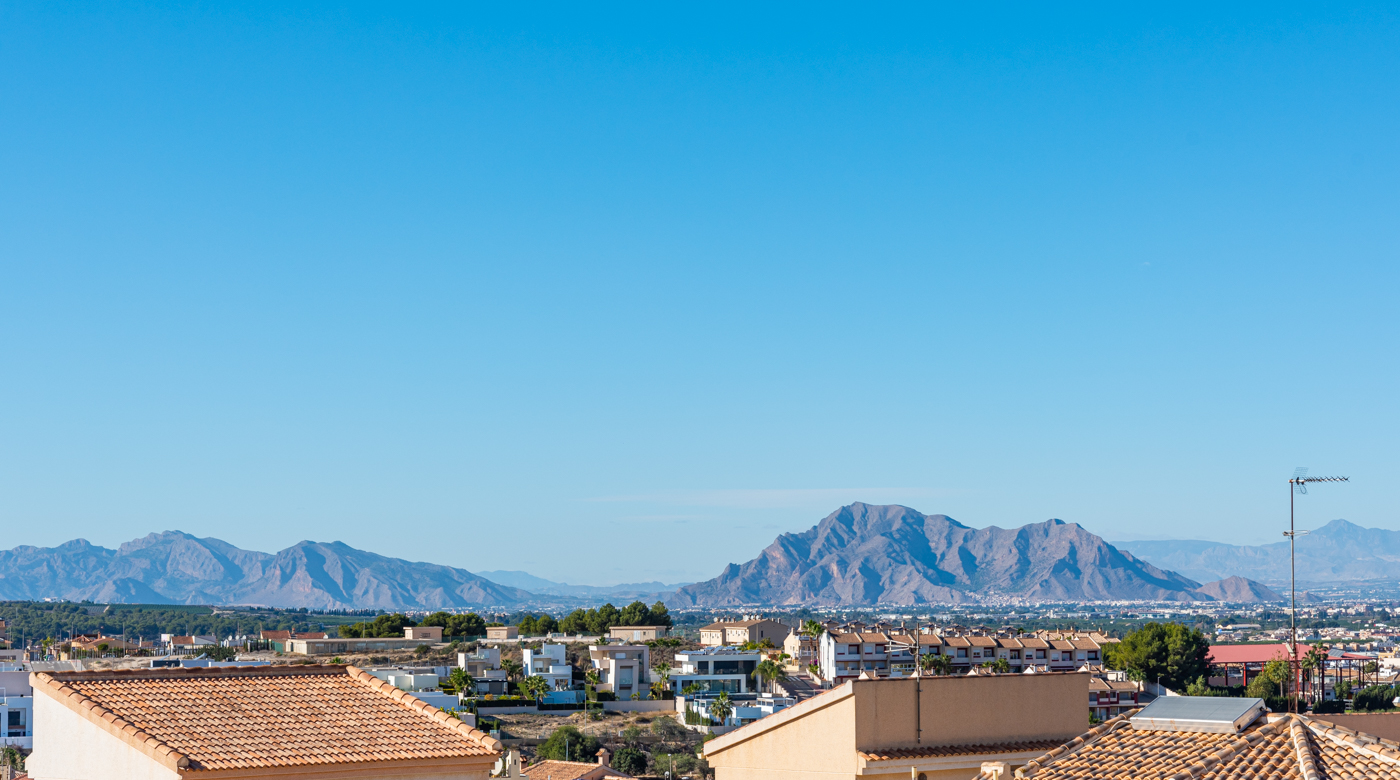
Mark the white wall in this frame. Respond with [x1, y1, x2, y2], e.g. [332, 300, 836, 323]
[28, 691, 183, 780]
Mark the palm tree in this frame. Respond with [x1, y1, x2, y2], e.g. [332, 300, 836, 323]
[708, 691, 733, 726]
[753, 659, 789, 694]
[449, 667, 476, 698]
[923, 653, 954, 676]
[681, 682, 702, 697]
[500, 659, 523, 683]
[800, 619, 825, 638]
[650, 665, 671, 699]
[520, 675, 549, 702]
[1302, 643, 1328, 703]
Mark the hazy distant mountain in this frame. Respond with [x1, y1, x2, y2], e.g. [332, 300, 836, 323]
[476, 570, 690, 599]
[1114, 520, 1400, 585]
[670, 503, 1259, 607]
[1192, 575, 1283, 602]
[0, 531, 531, 609]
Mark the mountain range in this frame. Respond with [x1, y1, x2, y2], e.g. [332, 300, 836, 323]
[1113, 519, 1400, 586]
[0, 532, 531, 609]
[671, 503, 1282, 606]
[475, 570, 691, 600]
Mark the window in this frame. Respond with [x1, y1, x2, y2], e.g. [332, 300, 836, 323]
[1010, 650, 1020, 659]
[957, 648, 967, 658]
[849, 645, 860, 654]
[1088, 651, 1098, 660]
[1036, 650, 1046, 659]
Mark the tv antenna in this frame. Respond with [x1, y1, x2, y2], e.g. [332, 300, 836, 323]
[1284, 467, 1349, 712]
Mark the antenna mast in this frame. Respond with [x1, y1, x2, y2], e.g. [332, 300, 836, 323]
[1285, 468, 1349, 712]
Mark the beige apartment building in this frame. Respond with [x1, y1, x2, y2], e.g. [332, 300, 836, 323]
[26, 663, 501, 780]
[487, 626, 519, 641]
[607, 625, 670, 642]
[704, 672, 1089, 780]
[699, 618, 792, 647]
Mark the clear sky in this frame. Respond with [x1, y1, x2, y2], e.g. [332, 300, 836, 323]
[2, 4, 1397, 586]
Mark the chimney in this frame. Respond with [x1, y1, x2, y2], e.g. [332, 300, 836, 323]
[596, 748, 611, 767]
[980, 761, 1010, 779]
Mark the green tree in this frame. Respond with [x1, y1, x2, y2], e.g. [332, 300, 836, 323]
[922, 653, 954, 676]
[449, 667, 475, 697]
[520, 675, 549, 701]
[613, 746, 648, 775]
[1103, 622, 1210, 692]
[1246, 658, 1290, 699]
[619, 601, 650, 627]
[754, 659, 788, 693]
[708, 691, 734, 725]
[651, 664, 671, 699]
[983, 657, 1011, 674]
[536, 726, 600, 761]
[500, 659, 523, 684]
[800, 619, 825, 638]
[560, 609, 589, 635]
[647, 601, 673, 627]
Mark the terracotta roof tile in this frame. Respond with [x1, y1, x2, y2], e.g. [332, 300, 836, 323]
[1017, 711, 1400, 780]
[522, 760, 635, 780]
[32, 664, 499, 773]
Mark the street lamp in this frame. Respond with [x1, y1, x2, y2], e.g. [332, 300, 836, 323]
[1285, 468, 1349, 712]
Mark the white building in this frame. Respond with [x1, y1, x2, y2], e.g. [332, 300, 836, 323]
[669, 648, 760, 695]
[523, 644, 573, 691]
[588, 645, 651, 699]
[682, 692, 794, 728]
[459, 647, 509, 695]
[0, 661, 33, 750]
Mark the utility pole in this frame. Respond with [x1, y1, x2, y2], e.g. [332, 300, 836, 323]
[1285, 468, 1349, 712]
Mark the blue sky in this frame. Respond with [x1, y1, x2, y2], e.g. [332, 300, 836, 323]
[2, 4, 1396, 585]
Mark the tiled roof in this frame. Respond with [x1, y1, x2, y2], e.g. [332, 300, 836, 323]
[1017, 711, 1400, 780]
[522, 760, 635, 780]
[858, 633, 891, 643]
[32, 664, 500, 773]
[860, 740, 1065, 761]
[968, 637, 997, 647]
[1020, 638, 1049, 648]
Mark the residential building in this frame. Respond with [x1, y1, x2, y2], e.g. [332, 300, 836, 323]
[405, 626, 445, 642]
[703, 672, 1090, 780]
[523, 644, 573, 691]
[699, 618, 792, 648]
[682, 692, 795, 728]
[1087, 677, 1141, 721]
[286, 636, 434, 654]
[670, 648, 761, 695]
[0, 661, 33, 750]
[486, 626, 519, 641]
[258, 631, 328, 652]
[607, 625, 670, 642]
[522, 748, 635, 780]
[459, 647, 509, 695]
[363, 666, 459, 710]
[589, 645, 651, 699]
[816, 630, 1115, 684]
[1015, 696, 1400, 780]
[26, 664, 501, 780]
[782, 632, 819, 669]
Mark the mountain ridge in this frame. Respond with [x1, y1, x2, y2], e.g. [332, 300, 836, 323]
[0, 531, 531, 609]
[671, 503, 1278, 606]
[1113, 519, 1400, 585]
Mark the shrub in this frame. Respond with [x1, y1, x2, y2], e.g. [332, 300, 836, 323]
[536, 726, 600, 761]
[1311, 699, 1345, 714]
[1353, 685, 1396, 712]
[613, 746, 648, 775]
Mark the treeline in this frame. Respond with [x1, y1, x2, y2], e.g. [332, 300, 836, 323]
[338, 611, 488, 638]
[518, 601, 672, 637]
[0, 602, 314, 644]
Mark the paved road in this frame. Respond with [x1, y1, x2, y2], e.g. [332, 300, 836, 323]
[782, 674, 821, 701]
